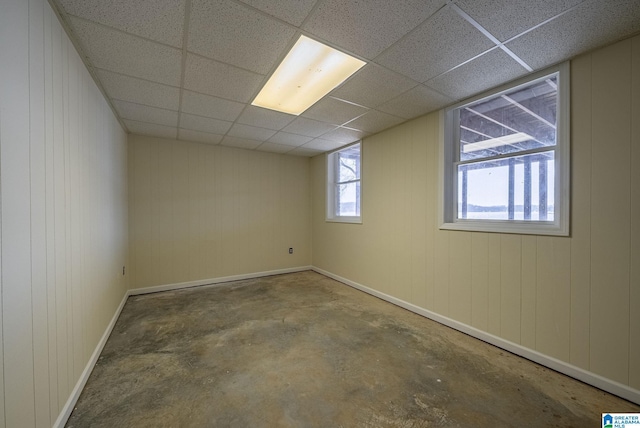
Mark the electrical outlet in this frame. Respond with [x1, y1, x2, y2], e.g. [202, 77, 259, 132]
[288, 248, 293, 254]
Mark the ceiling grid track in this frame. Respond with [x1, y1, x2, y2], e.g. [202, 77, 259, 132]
[176, 0, 193, 137]
[449, 2, 533, 72]
[46, 0, 640, 155]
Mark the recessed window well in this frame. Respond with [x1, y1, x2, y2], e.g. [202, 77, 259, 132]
[252, 35, 365, 115]
[327, 142, 362, 223]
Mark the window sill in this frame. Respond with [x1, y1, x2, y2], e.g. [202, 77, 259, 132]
[326, 216, 362, 224]
[440, 220, 568, 236]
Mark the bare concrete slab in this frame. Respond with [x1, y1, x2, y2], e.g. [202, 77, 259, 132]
[66, 271, 639, 427]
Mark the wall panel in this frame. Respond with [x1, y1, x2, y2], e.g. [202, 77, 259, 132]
[128, 136, 311, 289]
[535, 237, 571, 361]
[630, 35, 640, 390]
[500, 235, 521, 344]
[366, 132, 394, 295]
[0, 0, 36, 424]
[486, 234, 501, 336]
[43, 6, 59, 419]
[0, 0, 129, 425]
[520, 235, 537, 349]
[589, 39, 631, 384]
[433, 230, 450, 315]
[470, 233, 489, 331]
[396, 126, 414, 303]
[409, 118, 429, 308]
[28, 0, 51, 425]
[423, 114, 438, 310]
[569, 53, 592, 370]
[51, 12, 70, 405]
[449, 232, 472, 325]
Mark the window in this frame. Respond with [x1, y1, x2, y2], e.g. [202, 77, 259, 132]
[327, 142, 361, 223]
[441, 63, 570, 235]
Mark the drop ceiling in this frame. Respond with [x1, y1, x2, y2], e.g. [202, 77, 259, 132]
[49, 0, 640, 157]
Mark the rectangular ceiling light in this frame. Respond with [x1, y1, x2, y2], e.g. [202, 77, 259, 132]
[462, 132, 533, 153]
[252, 35, 366, 115]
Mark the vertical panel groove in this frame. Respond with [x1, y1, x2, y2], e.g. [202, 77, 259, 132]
[28, 0, 38, 421]
[628, 37, 635, 387]
[0, 103, 6, 428]
[44, 6, 59, 416]
[628, 35, 638, 388]
[29, 0, 53, 423]
[629, 34, 640, 390]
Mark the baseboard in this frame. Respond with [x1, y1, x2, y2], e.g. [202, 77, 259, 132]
[53, 289, 130, 428]
[312, 266, 640, 405]
[128, 266, 313, 296]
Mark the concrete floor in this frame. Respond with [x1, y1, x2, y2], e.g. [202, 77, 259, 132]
[66, 271, 639, 427]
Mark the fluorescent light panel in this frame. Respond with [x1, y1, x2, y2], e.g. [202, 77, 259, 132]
[252, 35, 365, 115]
[463, 132, 532, 153]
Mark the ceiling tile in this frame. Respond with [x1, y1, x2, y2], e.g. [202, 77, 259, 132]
[184, 54, 264, 103]
[237, 0, 318, 26]
[67, 17, 182, 86]
[124, 120, 177, 139]
[425, 48, 529, 100]
[378, 85, 453, 119]
[180, 113, 233, 134]
[376, 6, 494, 82]
[96, 69, 180, 111]
[52, 0, 640, 155]
[188, 0, 296, 74]
[178, 128, 224, 145]
[287, 146, 324, 157]
[506, 0, 640, 70]
[112, 100, 178, 126]
[236, 106, 296, 130]
[220, 136, 262, 150]
[57, 0, 185, 47]
[255, 142, 294, 154]
[302, 138, 347, 152]
[280, 117, 337, 138]
[344, 110, 405, 134]
[320, 127, 368, 144]
[301, 97, 369, 126]
[303, 0, 445, 58]
[454, 0, 583, 42]
[267, 132, 312, 147]
[331, 64, 418, 108]
[227, 123, 277, 141]
[181, 91, 245, 122]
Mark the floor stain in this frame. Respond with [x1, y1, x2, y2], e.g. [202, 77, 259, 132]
[66, 271, 639, 427]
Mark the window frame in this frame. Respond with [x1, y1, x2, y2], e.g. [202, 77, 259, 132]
[326, 141, 362, 224]
[439, 62, 570, 236]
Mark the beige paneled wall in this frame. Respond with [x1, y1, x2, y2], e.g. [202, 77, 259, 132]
[0, 0, 129, 426]
[311, 35, 640, 393]
[128, 135, 311, 289]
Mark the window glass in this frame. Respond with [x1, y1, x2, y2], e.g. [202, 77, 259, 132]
[459, 76, 557, 162]
[337, 182, 360, 217]
[457, 151, 554, 221]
